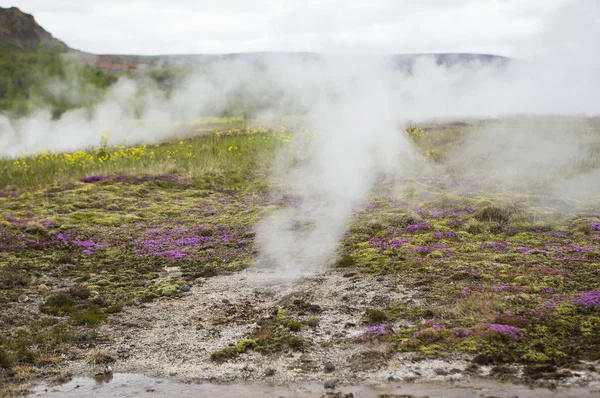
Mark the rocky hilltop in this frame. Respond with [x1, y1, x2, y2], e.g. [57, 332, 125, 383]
[0, 6, 66, 49]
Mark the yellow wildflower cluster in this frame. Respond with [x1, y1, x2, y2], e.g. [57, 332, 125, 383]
[213, 126, 293, 143]
[405, 127, 427, 138]
[111, 145, 148, 161]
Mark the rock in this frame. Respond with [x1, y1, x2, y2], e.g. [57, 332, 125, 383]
[38, 284, 51, 295]
[134, 299, 142, 306]
[324, 380, 337, 389]
[117, 344, 130, 354]
[324, 362, 335, 373]
[179, 284, 191, 292]
[77, 333, 92, 342]
[18, 294, 29, 303]
[264, 368, 276, 377]
[434, 369, 450, 376]
[222, 298, 230, 304]
[472, 354, 492, 365]
[376, 276, 385, 282]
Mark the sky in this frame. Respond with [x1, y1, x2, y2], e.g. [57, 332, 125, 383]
[9, 0, 567, 56]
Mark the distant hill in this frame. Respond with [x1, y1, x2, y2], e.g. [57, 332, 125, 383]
[0, 6, 67, 50]
[0, 6, 511, 71]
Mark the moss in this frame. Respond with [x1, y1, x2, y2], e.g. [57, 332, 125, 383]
[0, 347, 13, 369]
[40, 293, 76, 316]
[210, 339, 258, 361]
[72, 308, 107, 326]
[419, 344, 443, 356]
[285, 320, 302, 332]
[306, 316, 320, 328]
[463, 219, 486, 234]
[428, 250, 445, 259]
[105, 304, 123, 314]
[365, 309, 389, 324]
[336, 255, 356, 268]
[69, 211, 123, 226]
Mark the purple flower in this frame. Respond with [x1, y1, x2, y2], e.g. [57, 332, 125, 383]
[435, 231, 457, 240]
[592, 222, 600, 232]
[547, 232, 568, 238]
[573, 290, 600, 310]
[482, 241, 509, 251]
[353, 324, 393, 341]
[491, 283, 511, 292]
[539, 287, 554, 295]
[479, 323, 524, 340]
[453, 327, 473, 337]
[11, 192, 17, 198]
[82, 175, 106, 183]
[405, 223, 431, 232]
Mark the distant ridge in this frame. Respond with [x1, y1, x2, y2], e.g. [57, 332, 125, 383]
[0, 6, 510, 70]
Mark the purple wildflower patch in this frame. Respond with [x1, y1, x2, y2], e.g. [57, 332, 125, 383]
[478, 323, 524, 340]
[435, 231, 457, 240]
[572, 290, 600, 310]
[452, 327, 473, 337]
[405, 222, 431, 232]
[353, 324, 393, 341]
[592, 222, 600, 232]
[539, 287, 554, 295]
[81, 175, 107, 183]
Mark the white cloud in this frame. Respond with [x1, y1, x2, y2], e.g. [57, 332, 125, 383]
[15, 0, 566, 55]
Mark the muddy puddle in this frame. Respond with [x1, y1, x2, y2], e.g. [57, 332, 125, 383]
[29, 373, 600, 397]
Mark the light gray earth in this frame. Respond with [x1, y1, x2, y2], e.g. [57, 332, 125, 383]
[62, 267, 600, 394]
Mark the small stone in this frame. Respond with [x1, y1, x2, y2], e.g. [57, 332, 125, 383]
[38, 284, 51, 295]
[134, 299, 142, 306]
[435, 369, 450, 376]
[117, 344, 130, 353]
[222, 298, 230, 304]
[77, 333, 92, 342]
[264, 368, 276, 377]
[324, 380, 337, 389]
[179, 284, 191, 292]
[324, 362, 335, 373]
[376, 276, 385, 282]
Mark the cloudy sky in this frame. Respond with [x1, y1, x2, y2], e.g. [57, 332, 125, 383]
[13, 0, 567, 55]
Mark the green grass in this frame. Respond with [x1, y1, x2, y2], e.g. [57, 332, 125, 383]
[0, 124, 295, 190]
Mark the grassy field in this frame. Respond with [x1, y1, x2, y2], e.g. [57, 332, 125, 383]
[1, 118, 599, 395]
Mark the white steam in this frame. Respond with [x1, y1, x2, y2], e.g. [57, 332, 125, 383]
[1, 0, 598, 279]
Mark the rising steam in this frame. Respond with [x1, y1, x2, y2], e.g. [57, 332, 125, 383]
[1, 0, 598, 280]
